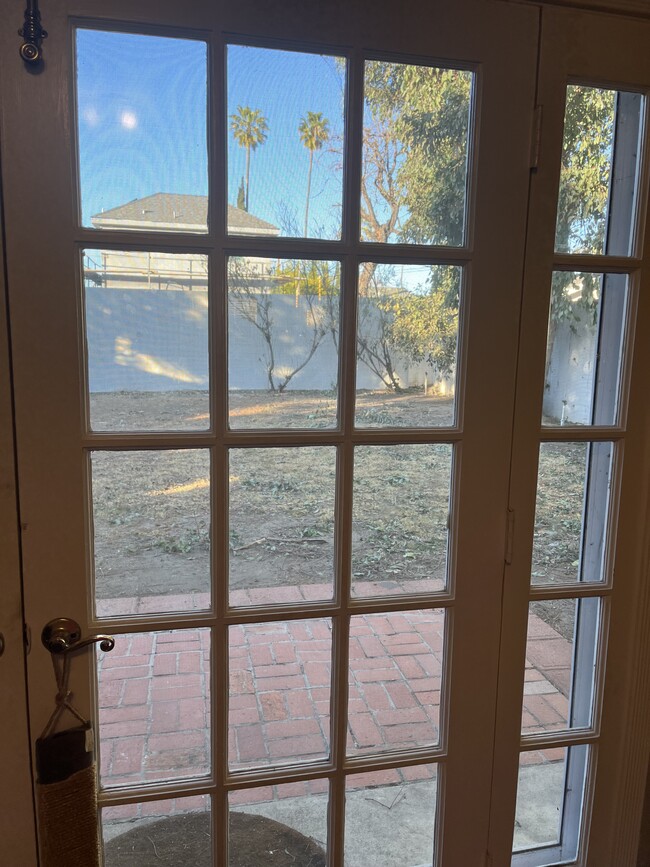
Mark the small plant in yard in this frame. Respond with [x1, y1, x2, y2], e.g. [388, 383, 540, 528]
[228, 257, 339, 393]
[157, 526, 210, 555]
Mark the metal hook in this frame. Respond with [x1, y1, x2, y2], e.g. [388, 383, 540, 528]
[41, 618, 115, 655]
[18, 0, 47, 65]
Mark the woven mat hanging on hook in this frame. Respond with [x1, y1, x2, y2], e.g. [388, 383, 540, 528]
[35, 654, 101, 867]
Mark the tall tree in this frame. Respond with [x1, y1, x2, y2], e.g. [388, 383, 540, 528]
[551, 86, 615, 324]
[351, 62, 471, 384]
[354, 62, 471, 302]
[298, 111, 330, 237]
[230, 106, 269, 211]
[358, 67, 615, 396]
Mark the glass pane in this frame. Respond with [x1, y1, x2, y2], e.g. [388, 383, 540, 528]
[85, 250, 209, 432]
[76, 30, 208, 231]
[555, 85, 644, 256]
[227, 45, 345, 240]
[348, 611, 445, 756]
[103, 796, 211, 866]
[522, 598, 600, 735]
[229, 447, 336, 606]
[345, 765, 437, 866]
[92, 450, 210, 618]
[531, 442, 614, 585]
[543, 272, 627, 427]
[355, 264, 459, 427]
[514, 745, 589, 862]
[98, 630, 210, 787]
[362, 60, 473, 246]
[229, 619, 332, 771]
[228, 257, 340, 429]
[352, 445, 451, 597]
[229, 781, 328, 866]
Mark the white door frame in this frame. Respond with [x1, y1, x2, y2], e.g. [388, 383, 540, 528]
[1, 1, 649, 866]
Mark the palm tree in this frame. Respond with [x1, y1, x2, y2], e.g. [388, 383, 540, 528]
[299, 111, 330, 237]
[230, 106, 268, 211]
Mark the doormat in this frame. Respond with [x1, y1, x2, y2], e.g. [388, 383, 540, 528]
[104, 810, 326, 866]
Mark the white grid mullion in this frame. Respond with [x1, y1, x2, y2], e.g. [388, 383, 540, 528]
[210, 26, 230, 867]
[92, 593, 456, 632]
[328, 41, 365, 867]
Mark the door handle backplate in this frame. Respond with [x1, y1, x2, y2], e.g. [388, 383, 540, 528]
[41, 618, 115, 655]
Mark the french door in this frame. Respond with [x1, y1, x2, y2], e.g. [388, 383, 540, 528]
[0, 1, 648, 865]
[489, 8, 650, 866]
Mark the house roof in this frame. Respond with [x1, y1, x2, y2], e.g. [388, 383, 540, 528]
[91, 193, 279, 235]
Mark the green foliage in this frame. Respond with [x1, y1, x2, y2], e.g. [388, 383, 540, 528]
[550, 86, 615, 341]
[357, 265, 459, 390]
[359, 69, 615, 386]
[229, 105, 269, 151]
[298, 111, 330, 153]
[387, 268, 460, 376]
[362, 61, 472, 247]
[236, 177, 246, 211]
[356, 63, 470, 381]
[275, 258, 339, 298]
[556, 85, 615, 255]
[227, 75, 616, 395]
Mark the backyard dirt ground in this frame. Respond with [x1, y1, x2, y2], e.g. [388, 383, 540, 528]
[90, 390, 585, 639]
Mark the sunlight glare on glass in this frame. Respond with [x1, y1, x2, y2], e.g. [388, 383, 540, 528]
[75, 29, 208, 231]
[119, 110, 138, 130]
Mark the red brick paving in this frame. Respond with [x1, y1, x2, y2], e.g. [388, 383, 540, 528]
[97, 605, 572, 800]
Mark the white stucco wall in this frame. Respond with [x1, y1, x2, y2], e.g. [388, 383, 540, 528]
[85, 286, 452, 395]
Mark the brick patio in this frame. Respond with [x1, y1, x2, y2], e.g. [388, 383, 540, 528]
[97, 603, 571, 819]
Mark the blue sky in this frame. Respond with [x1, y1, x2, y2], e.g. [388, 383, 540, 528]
[76, 30, 345, 237]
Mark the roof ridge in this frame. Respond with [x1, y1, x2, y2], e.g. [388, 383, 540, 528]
[91, 193, 279, 232]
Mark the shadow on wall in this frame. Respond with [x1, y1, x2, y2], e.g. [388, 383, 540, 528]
[86, 287, 452, 394]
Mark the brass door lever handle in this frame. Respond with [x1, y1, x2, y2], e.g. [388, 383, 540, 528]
[41, 618, 115, 655]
